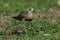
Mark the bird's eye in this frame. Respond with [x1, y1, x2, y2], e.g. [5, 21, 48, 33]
[29, 8, 31, 10]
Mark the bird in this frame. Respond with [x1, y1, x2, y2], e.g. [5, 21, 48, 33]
[13, 7, 35, 21]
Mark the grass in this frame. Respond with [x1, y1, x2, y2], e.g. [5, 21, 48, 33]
[0, 0, 60, 40]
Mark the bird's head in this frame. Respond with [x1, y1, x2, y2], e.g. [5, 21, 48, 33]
[27, 7, 35, 13]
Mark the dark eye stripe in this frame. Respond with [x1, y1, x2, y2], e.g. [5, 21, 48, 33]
[29, 8, 31, 10]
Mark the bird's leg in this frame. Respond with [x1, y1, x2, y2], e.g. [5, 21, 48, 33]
[21, 19, 26, 23]
[22, 19, 25, 21]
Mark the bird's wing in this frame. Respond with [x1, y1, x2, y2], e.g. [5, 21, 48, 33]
[18, 10, 28, 18]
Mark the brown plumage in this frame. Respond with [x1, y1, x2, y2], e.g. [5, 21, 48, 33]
[13, 7, 35, 21]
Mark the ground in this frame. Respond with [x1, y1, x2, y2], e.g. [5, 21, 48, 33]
[0, 0, 60, 40]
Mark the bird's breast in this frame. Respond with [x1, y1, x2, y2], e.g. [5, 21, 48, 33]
[25, 14, 33, 21]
